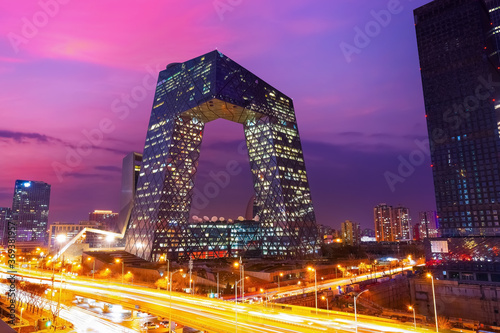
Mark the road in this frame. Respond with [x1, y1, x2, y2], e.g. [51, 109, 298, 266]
[3, 265, 433, 333]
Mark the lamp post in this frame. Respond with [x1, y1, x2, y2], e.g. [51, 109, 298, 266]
[278, 272, 283, 292]
[427, 273, 439, 332]
[408, 305, 416, 329]
[169, 269, 183, 333]
[235, 278, 244, 333]
[115, 259, 124, 284]
[87, 257, 95, 279]
[321, 296, 329, 315]
[217, 272, 219, 298]
[307, 267, 318, 314]
[354, 289, 368, 333]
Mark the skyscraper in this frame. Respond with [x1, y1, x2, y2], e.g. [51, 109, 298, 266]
[11, 180, 51, 243]
[124, 50, 318, 261]
[118, 152, 142, 234]
[0, 207, 12, 246]
[415, 0, 500, 237]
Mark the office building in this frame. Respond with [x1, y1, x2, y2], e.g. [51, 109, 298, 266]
[11, 180, 50, 243]
[118, 152, 142, 234]
[88, 210, 118, 232]
[415, 0, 500, 236]
[0, 208, 12, 246]
[124, 50, 318, 261]
[48, 220, 109, 251]
[341, 220, 361, 246]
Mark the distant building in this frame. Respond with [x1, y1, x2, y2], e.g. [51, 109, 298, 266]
[374, 203, 411, 242]
[393, 206, 411, 241]
[48, 220, 109, 252]
[341, 220, 361, 246]
[374, 203, 393, 242]
[414, 211, 440, 241]
[362, 228, 375, 238]
[118, 152, 142, 234]
[0, 207, 12, 246]
[317, 224, 339, 244]
[89, 210, 118, 231]
[12, 180, 50, 244]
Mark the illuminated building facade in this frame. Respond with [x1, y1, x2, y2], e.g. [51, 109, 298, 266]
[393, 206, 411, 241]
[12, 180, 50, 244]
[415, 0, 500, 237]
[415, 211, 440, 240]
[374, 203, 393, 242]
[341, 220, 361, 246]
[374, 203, 411, 242]
[125, 50, 318, 261]
[183, 218, 261, 259]
[88, 209, 118, 232]
[0, 207, 12, 246]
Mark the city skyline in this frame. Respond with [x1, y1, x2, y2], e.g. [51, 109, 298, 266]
[0, 0, 434, 230]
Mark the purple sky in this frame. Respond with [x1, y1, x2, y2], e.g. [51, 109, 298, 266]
[0, 0, 435, 230]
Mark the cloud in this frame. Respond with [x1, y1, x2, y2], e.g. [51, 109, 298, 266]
[95, 165, 122, 173]
[0, 129, 129, 155]
[65, 172, 104, 179]
[0, 129, 65, 144]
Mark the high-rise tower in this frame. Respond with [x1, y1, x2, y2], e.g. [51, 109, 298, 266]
[415, 0, 500, 236]
[125, 50, 318, 261]
[12, 180, 51, 243]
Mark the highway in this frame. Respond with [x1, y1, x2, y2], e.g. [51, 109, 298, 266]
[3, 265, 433, 333]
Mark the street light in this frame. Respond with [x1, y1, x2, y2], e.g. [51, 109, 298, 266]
[408, 305, 416, 329]
[321, 296, 329, 315]
[337, 264, 345, 278]
[235, 278, 244, 333]
[234, 257, 244, 301]
[427, 273, 439, 332]
[354, 289, 369, 333]
[307, 267, 318, 314]
[169, 269, 183, 333]
[115, 259, 124, 284]
[278, 272, 283, 292]
[106, 234, 115, 248]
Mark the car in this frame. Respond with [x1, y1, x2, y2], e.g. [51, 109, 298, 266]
[141, 321, 159, 330]
[159, 320, 169, 328]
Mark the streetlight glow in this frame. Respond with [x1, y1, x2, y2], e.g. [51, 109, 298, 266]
[427, 273, 439, 332]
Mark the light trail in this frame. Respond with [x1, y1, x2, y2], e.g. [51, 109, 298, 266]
[4, 266, 433, 333]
